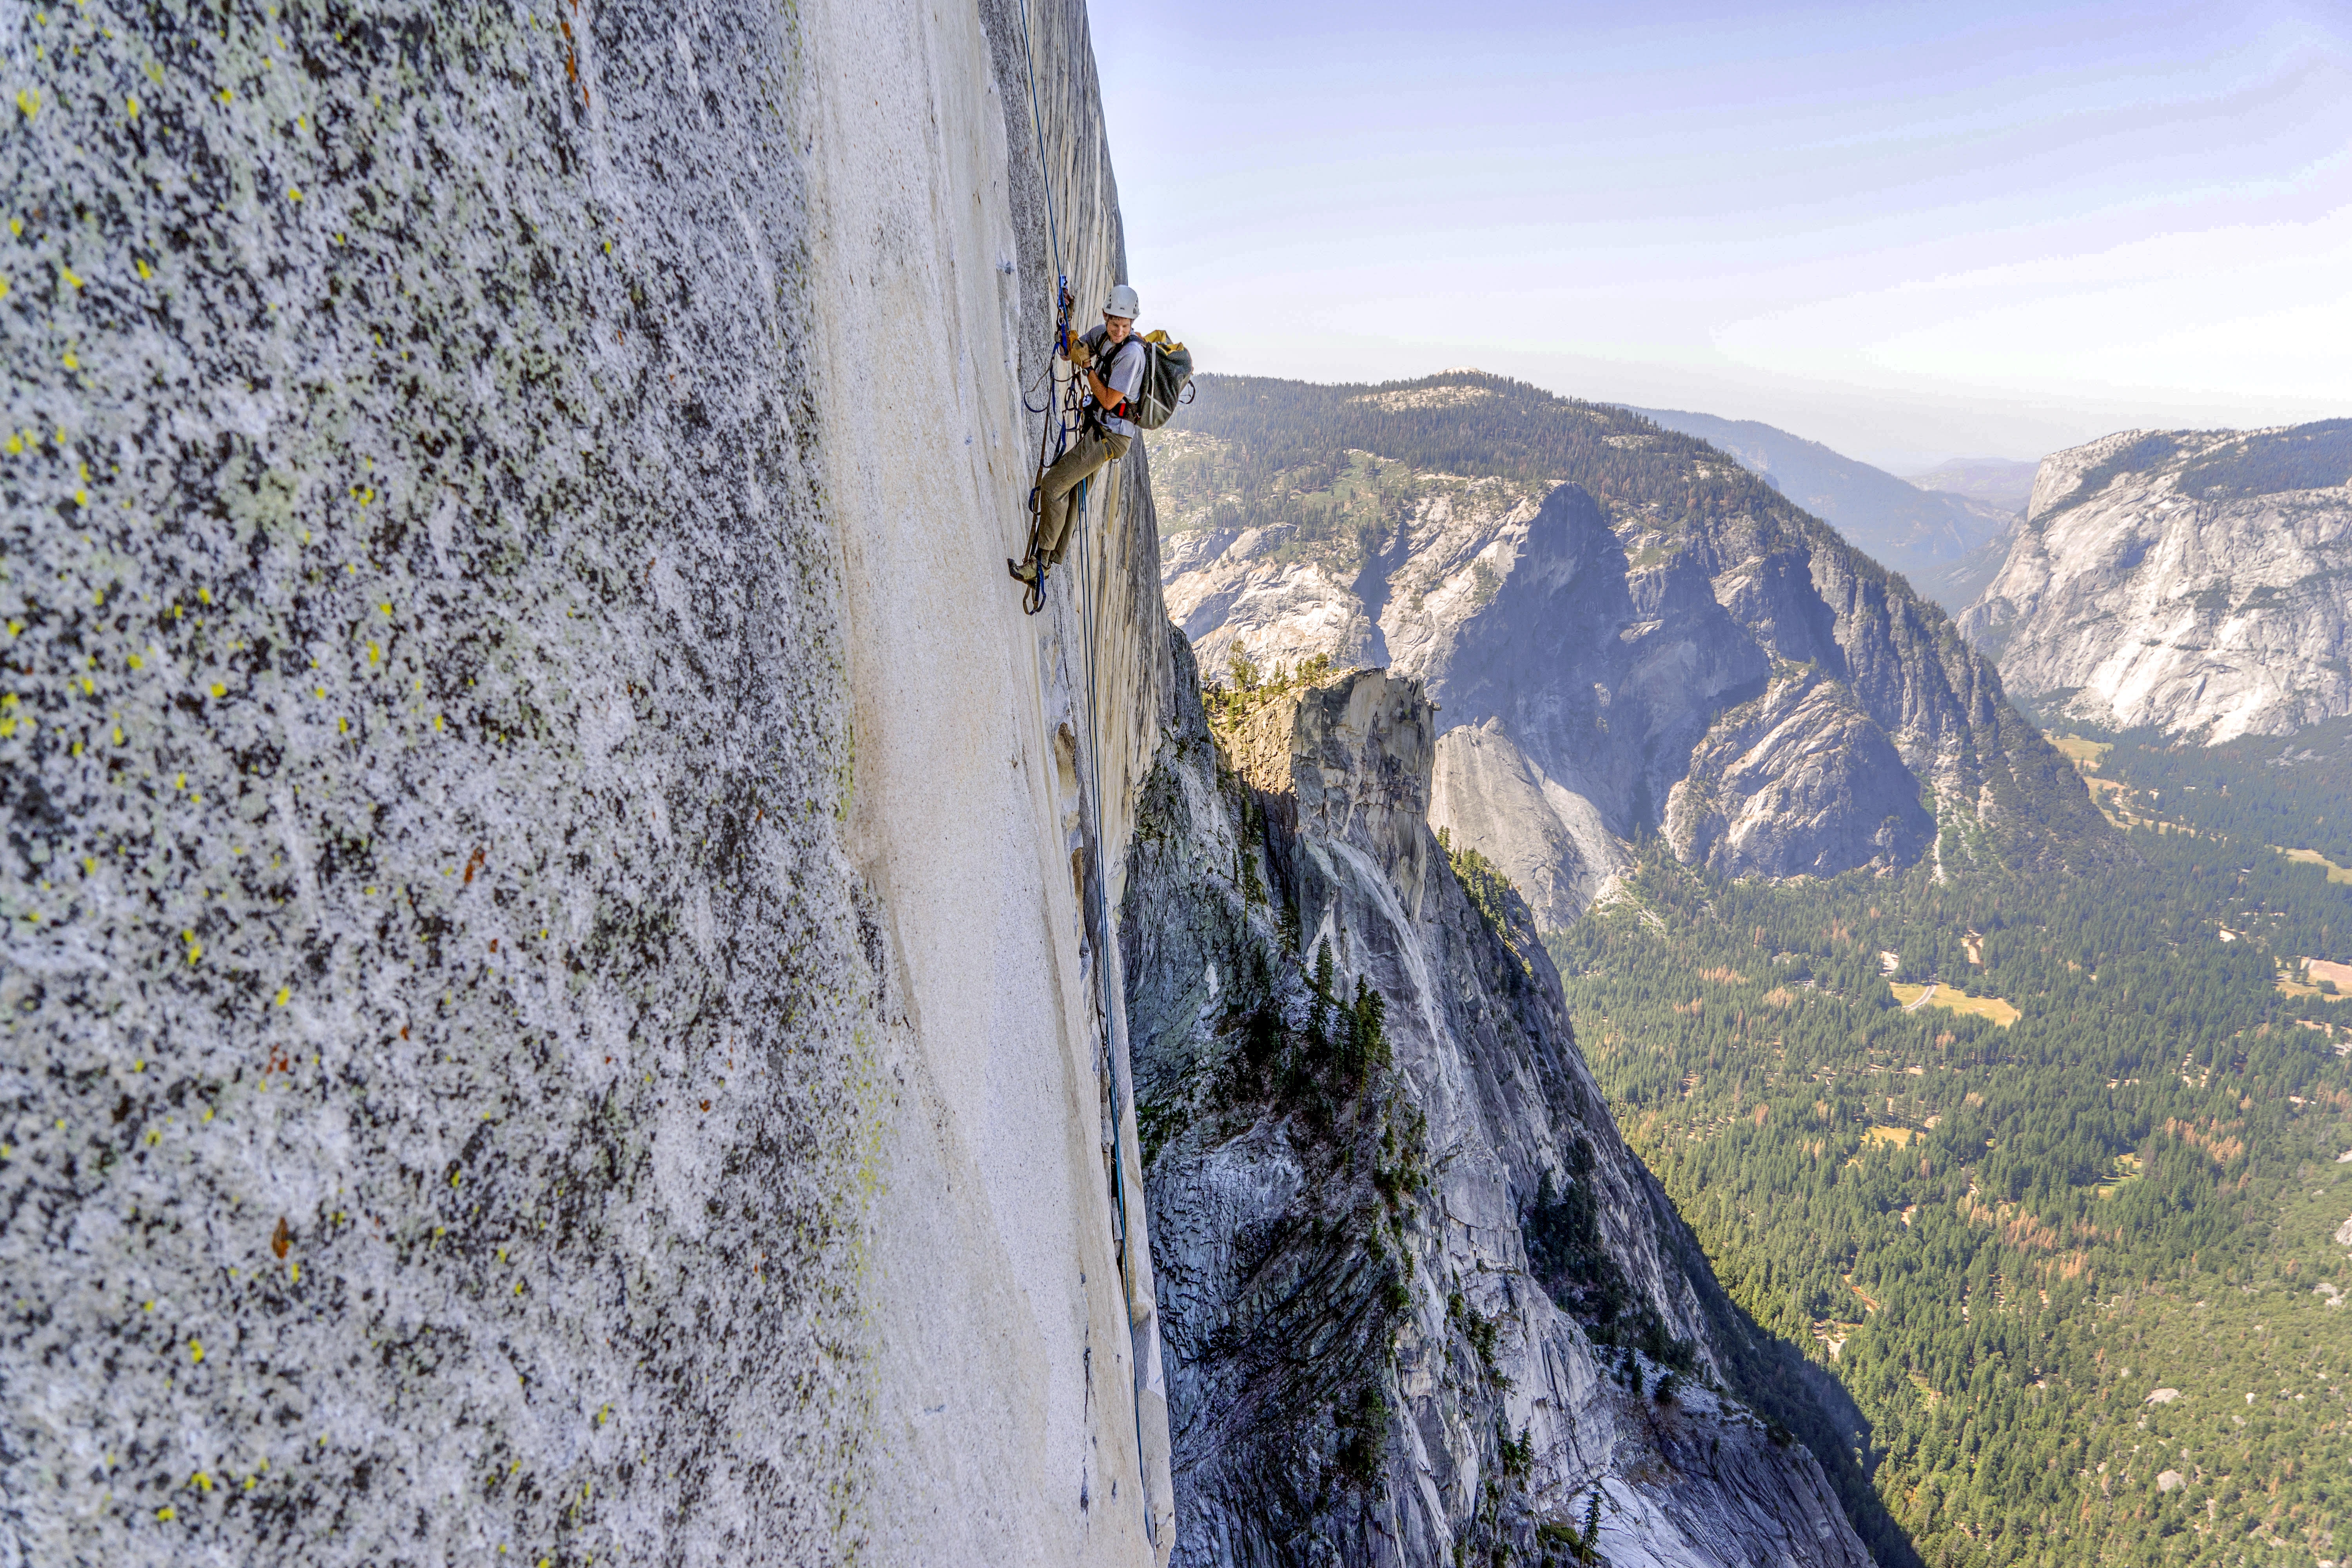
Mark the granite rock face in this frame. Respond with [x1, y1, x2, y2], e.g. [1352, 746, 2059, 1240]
[1160, 388, 2100, 929]
[1123, 652, 1875, 1567]
[1, 2, 1172, 1564]
[1661, 669, 1929, 881]
[1960, 422, 2352, 744]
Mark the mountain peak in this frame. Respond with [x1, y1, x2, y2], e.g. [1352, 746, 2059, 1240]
[1619, 406, 2020, 612]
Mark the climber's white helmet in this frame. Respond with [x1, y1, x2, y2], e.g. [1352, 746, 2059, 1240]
[1105, 283, 1140, 319]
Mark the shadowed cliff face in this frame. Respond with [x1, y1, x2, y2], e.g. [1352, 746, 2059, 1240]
[1416, 479, 2095, 927]
[1123, 651, 1875, 1567]
[1412, 483, 1945, 906]
[1960, 421, 2352, 745]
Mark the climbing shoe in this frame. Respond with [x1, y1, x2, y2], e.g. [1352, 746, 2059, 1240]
[1009, 555, 1048, 616]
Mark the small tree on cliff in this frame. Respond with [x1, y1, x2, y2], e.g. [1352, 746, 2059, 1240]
[1346, 975, 1390, 1076]
[1307, 938, 1335, 1054]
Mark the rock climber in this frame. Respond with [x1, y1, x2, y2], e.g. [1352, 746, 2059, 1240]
[1009, 282, 1146, 589]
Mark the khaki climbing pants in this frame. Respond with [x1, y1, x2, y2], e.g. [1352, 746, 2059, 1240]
[1033, 430, 1130, 568]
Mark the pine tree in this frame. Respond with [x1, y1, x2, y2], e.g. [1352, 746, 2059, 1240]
[1308, 939, 1335, 1062]
[1346, 975, 1390, 1075]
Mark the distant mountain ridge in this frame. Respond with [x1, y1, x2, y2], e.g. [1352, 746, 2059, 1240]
[1902, 457, 2040, 512]
[1152, 371, 2107, 928]
[1961, 419, 2352, 744]
[1621, 407, 2019, 613]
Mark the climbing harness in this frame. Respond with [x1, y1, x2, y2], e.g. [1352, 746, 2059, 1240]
[1014, 304, 1147, 609]
[1013, 0, 1156, 1540]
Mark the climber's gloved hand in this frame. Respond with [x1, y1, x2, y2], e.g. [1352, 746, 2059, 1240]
[1067, 335, 1093, 368]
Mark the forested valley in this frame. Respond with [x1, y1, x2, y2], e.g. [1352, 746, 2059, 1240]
[2072, 720, 2352, 872]
[1551, 809, 2352, 1568]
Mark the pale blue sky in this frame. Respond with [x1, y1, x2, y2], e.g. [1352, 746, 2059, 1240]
[1090, 1, 2352, 469]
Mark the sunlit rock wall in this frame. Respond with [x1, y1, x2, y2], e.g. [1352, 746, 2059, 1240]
[1961, 423, 2352, 744]
[806, 0, 1173, 1560]
[0, 0, 1169, 1563]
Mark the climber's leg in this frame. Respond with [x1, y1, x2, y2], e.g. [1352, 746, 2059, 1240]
[1014, 431, 1131, 584]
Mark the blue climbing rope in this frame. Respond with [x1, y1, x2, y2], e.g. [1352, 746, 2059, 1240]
[1014, 2, 1155, 1541]
[1014, 0, 1065, 296]
[1014, 0, 1085, 571]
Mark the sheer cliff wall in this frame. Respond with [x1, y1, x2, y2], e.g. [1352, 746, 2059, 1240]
[810, 0, 1174, 1560]
[1960, 422, 2352, 744]
[0, 1, 1171, 1563]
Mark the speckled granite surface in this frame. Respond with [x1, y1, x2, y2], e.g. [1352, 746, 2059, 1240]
[2, 2, 880, 1561]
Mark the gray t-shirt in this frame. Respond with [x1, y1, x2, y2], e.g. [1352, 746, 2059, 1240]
[1081, 327, 1146, 439]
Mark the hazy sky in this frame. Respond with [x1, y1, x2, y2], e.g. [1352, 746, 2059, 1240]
[1089, 1, 2352, 470]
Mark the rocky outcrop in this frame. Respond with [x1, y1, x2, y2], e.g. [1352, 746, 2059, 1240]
[1158, 376, 2104, 929]
[1960, 421, 2352, 744]
[1, 2, 1172, 1564]
[1661, 668, 1931, 881]
[1123, 652, 1876, 1566]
